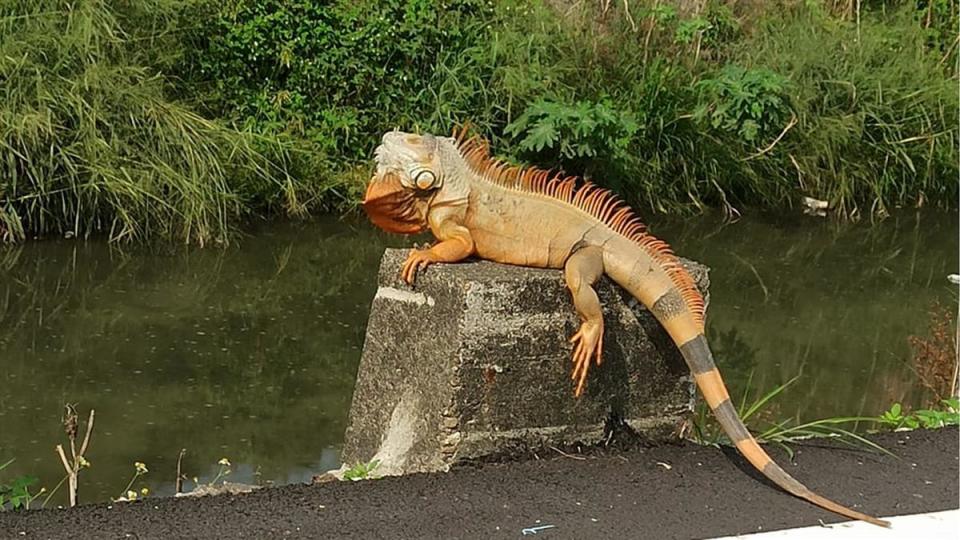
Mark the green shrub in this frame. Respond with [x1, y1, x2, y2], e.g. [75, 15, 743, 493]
[878, 399, 960, 430]
[504, 98, 639, 179]
[342, 459, 381, 481]
[191, 0, 494, 159]
[0, 459, 38, 511]
[694, 65, 792, 144]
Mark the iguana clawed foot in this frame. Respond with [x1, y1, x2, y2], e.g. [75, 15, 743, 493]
[400, 235, 475, 285]
[570, 320, 603, 397]
[400, 248, 436, 285]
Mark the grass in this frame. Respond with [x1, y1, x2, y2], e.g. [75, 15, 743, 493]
[691, 372, 960, 458]
[691, 374, 893, 457]
[342, 460, 381, 481]
[0, 1, 342, 245]
[731, 5, 959, 217]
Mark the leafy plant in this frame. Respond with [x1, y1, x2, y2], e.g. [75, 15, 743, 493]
[191, 0, 493, 160]
[908, 302, 958, 403]
[504, 98, 639, 178]
[175, 457, 238, 496]
[877, 399, 960, 430]
[694, 65, 793, 143]
[342, 459, 381, 481]
[914, 0, 959, 57]
[699, 3, 740, 49]
[646, 4, 678, 24]
[675, 17, 711, 45]
[210, 457, 233, 485]
[115, 461, 150, 502]
[0, 459, 40, 511]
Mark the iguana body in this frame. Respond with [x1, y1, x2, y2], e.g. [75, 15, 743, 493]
[362, 129, 888, 527]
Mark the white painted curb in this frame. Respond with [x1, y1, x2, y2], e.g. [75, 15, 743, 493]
[709, 509, 960, 539]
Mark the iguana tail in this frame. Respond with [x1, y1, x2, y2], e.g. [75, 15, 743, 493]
[646, 287, 891, 527]
[674, 330, 890, 527]
[602, 232, 888, 526]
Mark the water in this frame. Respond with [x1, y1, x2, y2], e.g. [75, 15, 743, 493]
[0, 211, 956, 505]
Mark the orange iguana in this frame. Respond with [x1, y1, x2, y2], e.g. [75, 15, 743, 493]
[362, 128, 889, 527]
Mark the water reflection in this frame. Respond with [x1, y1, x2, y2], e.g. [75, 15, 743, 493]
[0, 211, 955, 504]
[658, 210, 958, 421]
[0, 217, 404, 504]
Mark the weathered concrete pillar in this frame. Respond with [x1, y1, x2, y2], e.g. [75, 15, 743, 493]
[341, 249, 709, 476]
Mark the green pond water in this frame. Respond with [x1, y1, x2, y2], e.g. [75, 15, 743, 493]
[0, 211, 956, 505]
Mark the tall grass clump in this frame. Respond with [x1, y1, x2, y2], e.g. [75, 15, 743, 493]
[734, 3, 959, 217]
[0, 1, 318, 245]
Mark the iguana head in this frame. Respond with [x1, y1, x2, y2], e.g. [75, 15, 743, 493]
[363, 131, 454, 234]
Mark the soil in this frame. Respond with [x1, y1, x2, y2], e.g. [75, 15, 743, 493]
[1, 428, 957, 539]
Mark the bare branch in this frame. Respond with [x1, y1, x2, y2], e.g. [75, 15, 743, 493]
[55, 444, 71, 474]
[78, 409, 95, 457]
[176, 448, 186, 494]
[744, 114, 798, 161]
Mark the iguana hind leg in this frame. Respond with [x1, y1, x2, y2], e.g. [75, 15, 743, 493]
[563, 246, 605, 397]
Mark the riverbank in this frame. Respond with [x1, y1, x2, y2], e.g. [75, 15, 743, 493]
[1, 427, 955, 539]
[1, 1, 956, 244]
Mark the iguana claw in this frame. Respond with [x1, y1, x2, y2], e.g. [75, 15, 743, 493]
[569, 321, 603, 397]
[400, 248, 435, 285]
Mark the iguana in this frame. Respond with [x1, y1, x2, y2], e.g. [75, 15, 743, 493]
[362, 128, 889, 527]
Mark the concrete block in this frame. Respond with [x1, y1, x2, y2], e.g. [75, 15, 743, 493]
[341, 249, 709, 476]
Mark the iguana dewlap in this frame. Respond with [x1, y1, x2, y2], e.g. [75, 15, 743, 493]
[362, 128, 888, 528]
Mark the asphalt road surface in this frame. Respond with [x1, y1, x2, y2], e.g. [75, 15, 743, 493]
[1, 428, 956, 539]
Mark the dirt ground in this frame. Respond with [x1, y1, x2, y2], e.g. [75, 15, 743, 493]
[1, 427, 957, 540]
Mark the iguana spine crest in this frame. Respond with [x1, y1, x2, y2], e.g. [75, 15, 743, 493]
[454, 127, 705, 327]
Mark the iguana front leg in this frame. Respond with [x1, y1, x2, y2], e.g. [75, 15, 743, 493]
[564, 246, 605, 397]
[401, 220, 474, 285]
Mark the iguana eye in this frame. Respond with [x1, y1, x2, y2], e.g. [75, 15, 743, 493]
[414, 169, 438, 190]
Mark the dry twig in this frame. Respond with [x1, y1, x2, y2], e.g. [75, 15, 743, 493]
[55, 405, 95, 507]
[175, 448, 187, 494]
[549, 446, 587, 460]
[744, 114, 798, 161]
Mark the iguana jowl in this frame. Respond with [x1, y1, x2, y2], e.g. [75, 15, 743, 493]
[362, 128, 888, 527]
